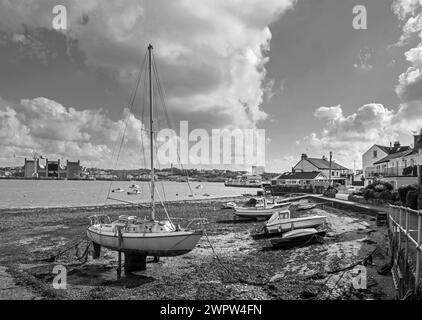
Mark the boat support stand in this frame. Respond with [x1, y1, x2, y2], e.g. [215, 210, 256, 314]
[91, 242, 147, 278]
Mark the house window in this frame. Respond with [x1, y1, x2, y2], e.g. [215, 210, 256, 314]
[373, 150, 377, 158]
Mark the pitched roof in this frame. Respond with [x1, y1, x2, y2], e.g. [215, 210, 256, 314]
[375, 145, 411, 155]
[373, 149, 418, 165]
[305, 158, 348, 170]
[273, 171, 325, 180]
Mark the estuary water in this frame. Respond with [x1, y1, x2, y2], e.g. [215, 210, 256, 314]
[0, 180, 260, 209]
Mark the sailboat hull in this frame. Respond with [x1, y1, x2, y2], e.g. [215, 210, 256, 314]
[86, 228, 203, 257]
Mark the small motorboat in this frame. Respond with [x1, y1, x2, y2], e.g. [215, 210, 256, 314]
[251, 210, 326, 240]
[129, 184, 140, 189]
[127, 189, 141, 195]
[270, 228, 326, 249]
[111, 188, 125, 193]
[195, 184, 204, 189]
[265, 210, 326, 234]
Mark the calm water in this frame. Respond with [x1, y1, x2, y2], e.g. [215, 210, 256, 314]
[0, 180, 260, 209]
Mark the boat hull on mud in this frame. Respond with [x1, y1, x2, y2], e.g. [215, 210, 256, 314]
[270, 228, 326, 249]
[234, 202, 292, 219]
[86, 226, 203, 257]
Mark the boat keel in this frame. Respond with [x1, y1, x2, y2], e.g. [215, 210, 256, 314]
[93, 242, 101, 259]
[124, 253, 147, 273]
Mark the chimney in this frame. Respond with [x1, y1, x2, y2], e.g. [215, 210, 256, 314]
[393, 141, 400, 149]
[301, 154, 307, 160]
[414, 133, 422, 150]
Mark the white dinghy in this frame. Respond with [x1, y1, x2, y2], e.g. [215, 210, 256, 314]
[234, 197, 292, 219]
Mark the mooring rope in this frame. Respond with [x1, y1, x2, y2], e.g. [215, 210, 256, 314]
[150, 52, 252, 284]
[37, 237, 90, 263]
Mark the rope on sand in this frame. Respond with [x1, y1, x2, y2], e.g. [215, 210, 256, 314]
[37, 238, 90, 263]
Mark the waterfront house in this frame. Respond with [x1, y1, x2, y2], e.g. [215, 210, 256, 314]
[362, 142, 411, 181]
[362, 138, 420, 189]
[270, 171, 328, 194]
[271, 171, 328, 187]
[293, 154, 349, 185]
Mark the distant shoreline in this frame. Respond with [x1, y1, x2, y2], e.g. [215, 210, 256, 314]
[0, 177, 227, 183]
[0, 195, 249, 214]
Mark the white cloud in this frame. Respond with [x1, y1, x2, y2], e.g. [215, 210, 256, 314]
[393, 0, 422, 101]
[297, 1, 422, 169]
[0, 0, 297, 129]
[0, 96, 150, 168]
[299, 104, 411, 169]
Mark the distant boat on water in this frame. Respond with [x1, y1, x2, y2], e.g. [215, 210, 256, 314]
[127, 189, 141, 195]
[111, 188, 124, 193]
[224, 174, 262, 188]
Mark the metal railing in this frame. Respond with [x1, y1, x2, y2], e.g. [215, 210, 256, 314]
[366, 166, 418, 178]
[388, 205, 422, 296]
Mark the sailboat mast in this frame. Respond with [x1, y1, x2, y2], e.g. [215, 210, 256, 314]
[148, 44, 155, 220]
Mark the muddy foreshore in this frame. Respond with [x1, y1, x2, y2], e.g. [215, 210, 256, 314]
[0, 197, 396, 300]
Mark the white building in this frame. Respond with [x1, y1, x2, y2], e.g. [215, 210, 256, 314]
[293, 154, 349, 184]
[362, 138, 420, 189]
[362, 142, 411, 181]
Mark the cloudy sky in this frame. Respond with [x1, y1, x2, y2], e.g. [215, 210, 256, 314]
[0, 0, 421, 172]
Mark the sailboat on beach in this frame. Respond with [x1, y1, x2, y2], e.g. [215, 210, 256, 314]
[86, 45, 203, 257]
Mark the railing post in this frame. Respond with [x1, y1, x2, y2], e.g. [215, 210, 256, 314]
[405, 209, 409, 265]
[398, 207, 402, 251]
[416, 213, 421, 295]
